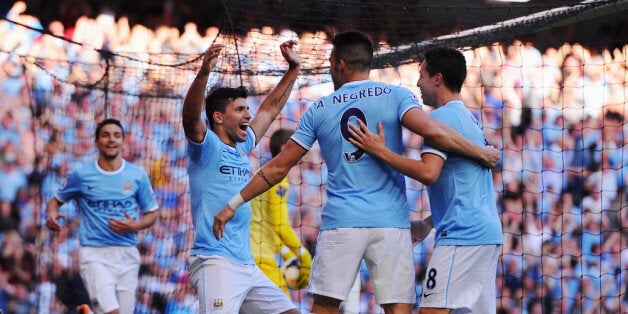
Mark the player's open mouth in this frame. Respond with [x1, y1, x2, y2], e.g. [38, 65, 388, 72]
[239, 123, 248, 131]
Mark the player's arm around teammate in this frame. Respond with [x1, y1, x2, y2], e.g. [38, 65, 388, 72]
[214, 139, 307, 238]
[350, 47, 503, 314]
[400, 107, 500, 169]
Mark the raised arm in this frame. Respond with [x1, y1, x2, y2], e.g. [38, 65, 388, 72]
[401, 107, 500, 168]
[213, 140, 307, 239]
[182, 44, 225, 143]
[249, 40, 301, 144]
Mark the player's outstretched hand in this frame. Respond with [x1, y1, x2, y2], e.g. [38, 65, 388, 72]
[199, 43, 225, 75]
[213, 206, 236, 239]
[279, 39, 301, 69]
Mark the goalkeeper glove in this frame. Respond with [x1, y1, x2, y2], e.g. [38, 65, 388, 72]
[296, 246, 312, 289]
[280, 256, 300, 289]
[280, 246, 312, 289]
[280, 245, 297, 261]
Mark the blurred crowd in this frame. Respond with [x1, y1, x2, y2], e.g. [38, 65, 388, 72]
[1, 1, 627, 313]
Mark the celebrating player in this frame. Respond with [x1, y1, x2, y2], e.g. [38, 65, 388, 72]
[349, 47, 504, 313]
[182, 40, 301, 313]
[46, 118, 159, 314]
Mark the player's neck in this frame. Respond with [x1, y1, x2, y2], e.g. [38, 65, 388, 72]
[97, 157, 123, 172]
[436, 91, 461, 108]
[212, 126, 237, 147]
[344, 72, 369, 85]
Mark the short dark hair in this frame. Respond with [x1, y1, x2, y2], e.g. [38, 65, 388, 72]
[205, 86, 249, 129]
[423, 47, 467, 93]
[95, 118, 124, 140]
[331, 31, 373, 72]
[269, 128, 294, 157]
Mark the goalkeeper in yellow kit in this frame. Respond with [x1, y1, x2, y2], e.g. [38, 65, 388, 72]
[250, 128, 313, 298]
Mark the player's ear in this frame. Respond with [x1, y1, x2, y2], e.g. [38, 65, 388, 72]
[337, 58, 347, 71]
[433, 72, 443, 85]
[213, 111, 224, 125]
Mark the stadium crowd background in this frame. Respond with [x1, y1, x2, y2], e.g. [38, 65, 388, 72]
[1, 1, 627, 313]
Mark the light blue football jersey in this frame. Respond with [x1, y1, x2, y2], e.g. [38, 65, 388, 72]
[421, 100, 504, 246]
[292, 80, 421, 230]
[187, 128, 256, 265]
[55, 160, 159, 247]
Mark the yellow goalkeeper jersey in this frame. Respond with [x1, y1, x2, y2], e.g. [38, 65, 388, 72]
[250, 177, 304, 295]
[251, 177, 304, 259]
